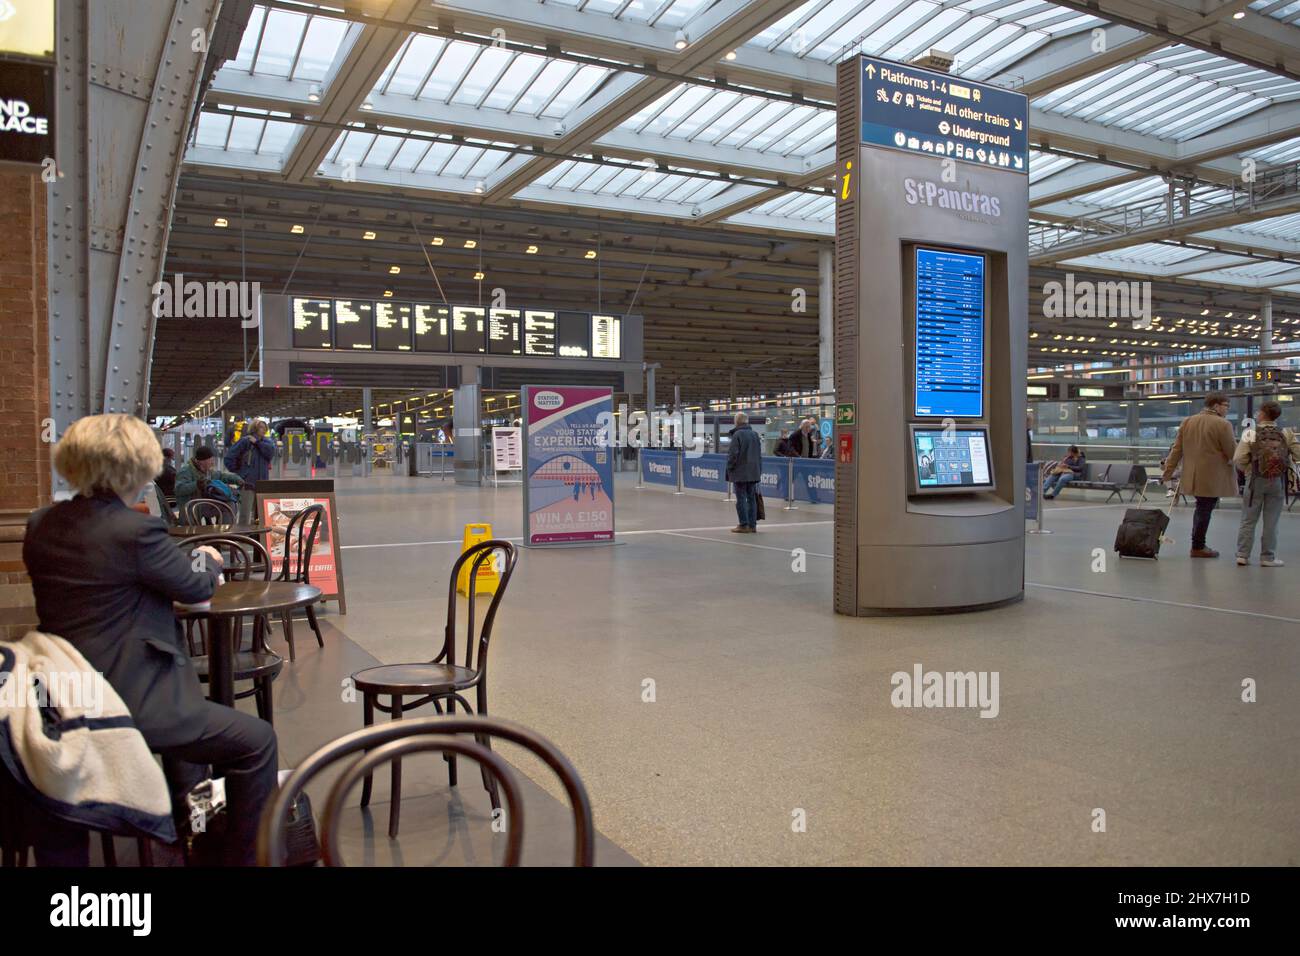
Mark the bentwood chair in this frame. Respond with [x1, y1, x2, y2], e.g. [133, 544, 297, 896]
[183, 498, 235, 525]
[350, 540, 518, 838]
[257, 715, 593, 867]
[182, 534, 283, 724]
[273, 503, 325, 662]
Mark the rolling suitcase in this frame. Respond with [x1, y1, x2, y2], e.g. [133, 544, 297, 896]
[1114, 482, 1177, 559]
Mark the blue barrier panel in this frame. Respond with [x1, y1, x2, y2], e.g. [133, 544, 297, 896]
[642, 449, 678, 486]
[682, 453, 728, 493]
[758, 457, 789, 500]
[1025, 462, 1041, 522]
[792, 459, 835, 503]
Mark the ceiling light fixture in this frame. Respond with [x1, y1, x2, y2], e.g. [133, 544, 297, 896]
[389, 265, 400, 274]
[214, 217, 228, 227]
[584, 250, 596, 259]
[525, 245, 538, 254]
[308, 83, 322, 102]
[674, 29, 688, 50]
[725, 49, 737, 61]
[363, 230, 376, 240]
[474, 271, 485, 281]
[430, 237, 443, 246]
[465, 239, 477, 249]
[291, 224, 304, 234]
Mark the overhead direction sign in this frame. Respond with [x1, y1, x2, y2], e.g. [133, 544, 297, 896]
[859, 55, 1028, 173]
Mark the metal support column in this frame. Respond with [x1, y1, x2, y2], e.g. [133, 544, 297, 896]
[819, 245, 834, 397]
[362, 387, 372, 477]
[453, 380, 481, 484]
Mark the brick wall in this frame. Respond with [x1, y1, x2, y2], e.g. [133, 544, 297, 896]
[0, 169, 50, 639]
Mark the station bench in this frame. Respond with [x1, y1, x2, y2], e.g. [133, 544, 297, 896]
[1056, 462, 1149, 503]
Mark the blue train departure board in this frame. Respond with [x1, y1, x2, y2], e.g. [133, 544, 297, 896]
[914, 248, 985, 418]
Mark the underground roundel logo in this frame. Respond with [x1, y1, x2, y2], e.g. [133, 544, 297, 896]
[533, 390, 564, 410]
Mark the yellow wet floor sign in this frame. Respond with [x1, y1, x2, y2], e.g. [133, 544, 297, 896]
[456, 523, 499, 596]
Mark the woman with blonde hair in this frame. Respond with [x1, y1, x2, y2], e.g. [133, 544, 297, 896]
[21, 413, 277, 866]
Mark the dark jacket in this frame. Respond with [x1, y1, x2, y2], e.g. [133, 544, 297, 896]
[155, 459, 176, 496]
[174, 458, 243, 514]
[790, 428, 819, 458]
[23, 493, 222, 749]
[224, 434, 276, 487]
[725, 424, 762, 483]
[775, 437, 794, 457]
[1065, 453, 1086, 478]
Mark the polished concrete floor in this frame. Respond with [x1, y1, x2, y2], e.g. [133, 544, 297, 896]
[254, 471, 1300, 866]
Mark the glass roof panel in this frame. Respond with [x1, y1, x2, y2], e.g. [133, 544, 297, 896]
[230, 6, 265, 72]
[511, 60, 578, 114]
[293, 15, 350, 82]
[481, 53, 549, 110]
[451, 47, 515, 106]
[383, 35, 446, 96]
[540, 64, 612, 118]
[418, 41, 478, 102]
[251, 8, 308, 77]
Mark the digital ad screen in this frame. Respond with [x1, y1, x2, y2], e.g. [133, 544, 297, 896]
[557, 312, 590, 358]
[334, 298, 374, 350]
[413, 304, 450, 352]
[375, 301, 412, 351]
[912, 427, 992, 490]
[292, 298, 332, 349]
[524, 310, 556, 356]
[452, 306, 486, 354]
[487, 308, 521, 355]
[914, 248, 985, 418]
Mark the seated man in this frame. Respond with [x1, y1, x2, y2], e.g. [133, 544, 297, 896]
[1042, 446, 1086, 499]
[174, 447, 244, 516]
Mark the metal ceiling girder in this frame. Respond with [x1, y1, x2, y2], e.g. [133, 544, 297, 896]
[1042, 0, 1300, 83]
[85, 0, 222, 417]
[47, 0, 92, 466]
[279, 0, 423, 183]
[481, 0, 809, 200]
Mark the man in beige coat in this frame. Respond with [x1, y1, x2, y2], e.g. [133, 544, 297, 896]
[1162, 392, 1238, 558]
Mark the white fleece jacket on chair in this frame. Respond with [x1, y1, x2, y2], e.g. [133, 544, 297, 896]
[0, 631, 176, 842]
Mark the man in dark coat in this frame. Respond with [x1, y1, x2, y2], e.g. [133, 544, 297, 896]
[725, 411, 763, 533]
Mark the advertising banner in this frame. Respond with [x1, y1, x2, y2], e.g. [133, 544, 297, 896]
[792, 460, 835, 503]
[682, 453, 727, 493]
[1025, 462, 1041, 523]
[523, 385, 614, 546]
[255, 488, 344, 609]
[758, 458, 789, 501]
[641, 449, 678, 486]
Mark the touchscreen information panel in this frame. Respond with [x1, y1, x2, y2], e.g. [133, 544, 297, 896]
[914, 248, 984, 418]
[912, 427, 992, 491]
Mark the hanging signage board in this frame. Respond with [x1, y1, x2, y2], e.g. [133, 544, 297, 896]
[522, 385, 614, 547]
[254, 478, 347, 613]
[859, 55, 1028, 173]
[492, 426, 522, 472]
[0, 59, 55, 172]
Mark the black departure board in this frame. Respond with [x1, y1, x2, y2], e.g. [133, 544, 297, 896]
[487, 308, 521, 355]
[591, 314, 621, 359]
[292, 298, 332, 349]
[524, 310, 556, 356]
[452, 306, 485, 354]
[335, 299, 374, 350]
[557, 312, 590, 358]
[375, 301, 412, 351]
[414, 304, 450, 352]
[286, 297, 632, 360]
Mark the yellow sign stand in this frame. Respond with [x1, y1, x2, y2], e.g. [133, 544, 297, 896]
[456, 523, 500, 596]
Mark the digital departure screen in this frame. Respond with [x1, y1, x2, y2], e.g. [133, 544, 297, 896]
[557, 312, 590, 358]
[914, 248, 985, 418]
[292, 298, 332, 349]
[524, 310, 556, 356]
[413, 304, 450, 352]
[591, 314, 621, 359]
[375, 301, 412, 351]
[452, 306, 485, 354]
[910, 426, 993, 493]
[334, 299, 374, 350]
[487, 308, 521, 355]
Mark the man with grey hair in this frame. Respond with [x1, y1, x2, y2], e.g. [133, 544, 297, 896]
[726, 411, 762, 533]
